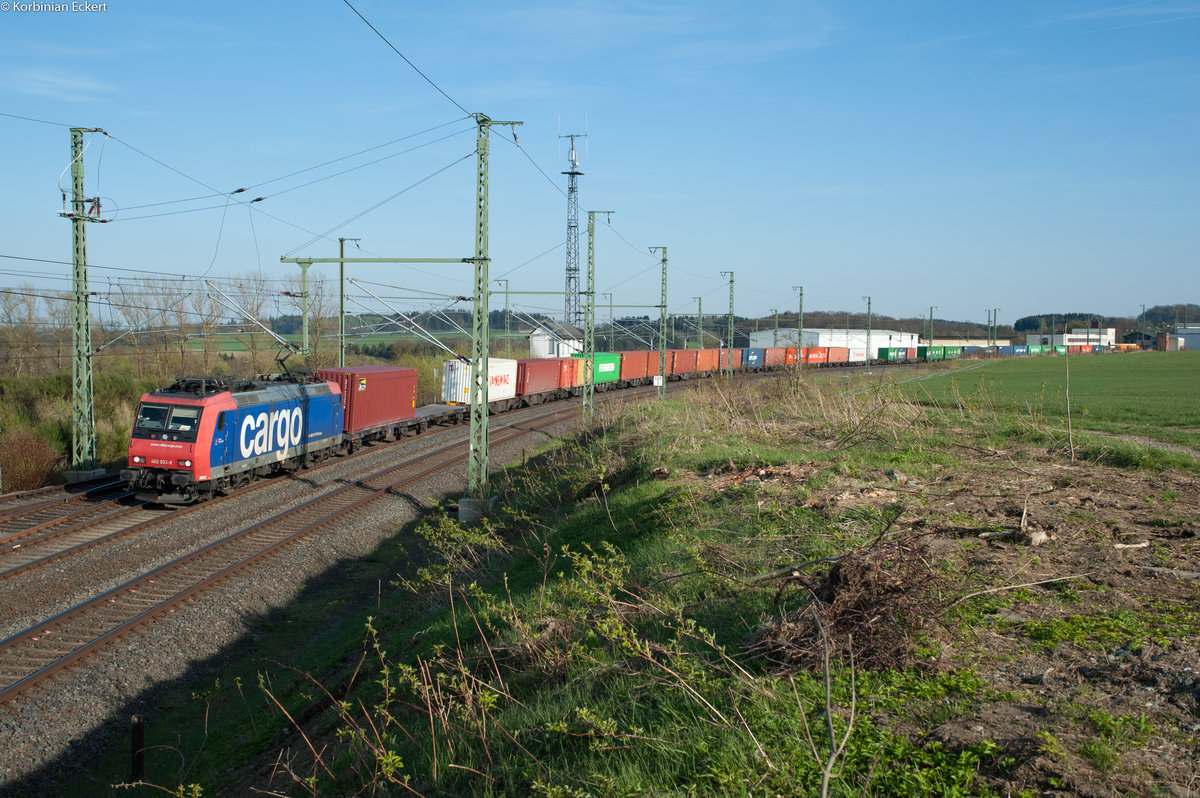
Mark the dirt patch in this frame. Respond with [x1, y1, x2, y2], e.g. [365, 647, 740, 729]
[749, 443, 1200, 795]
[751, 536, 945, 672]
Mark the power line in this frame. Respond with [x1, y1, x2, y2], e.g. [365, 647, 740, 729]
[600, 221, 658, 260]
[284, 151, 474, 256]
[494, 240, 567, 279]
[0, 110, 75, 128]
[341, 0, 471, 116]
[499, 135, 567, 198]
[243, 117, 473, 193]
[112, 120, 474, 214]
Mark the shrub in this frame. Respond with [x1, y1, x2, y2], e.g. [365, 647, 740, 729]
[0, 427, 62, 491]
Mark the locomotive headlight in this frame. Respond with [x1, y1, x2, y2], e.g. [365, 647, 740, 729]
[180, 459, 193, 467]
[132, 456, 144, 464]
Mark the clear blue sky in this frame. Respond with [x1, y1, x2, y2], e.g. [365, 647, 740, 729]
[1, 0, 1196, 329]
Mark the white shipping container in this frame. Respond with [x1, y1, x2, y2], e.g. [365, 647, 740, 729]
[848, 348, 868, 363]
[441, 358, 519, 404]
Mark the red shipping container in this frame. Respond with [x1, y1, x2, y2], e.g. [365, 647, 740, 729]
[785, 347, 798, 365]
[827, 347, 849, 364]
[1068, 345, 1083, 354]
[1080, 345, 1093, 354]
[763, 347, 787, 367]
[696, 348, 720, 373]
[616, 350, 651, 381]
[314, 365, 417, 432]
[906, 348, 917, 360]
[516, 358, 560, 396]
[805, 347, 829, 364]
[719, 349, 743, 370]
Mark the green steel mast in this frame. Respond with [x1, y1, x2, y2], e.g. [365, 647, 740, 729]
[864, 296, 872, 374]
[583, 211, 614, 421]
[792, 285, 803, 350]
[65, 127, 103, 469]
[337, 238, 360, 367]
[651, 247, 668, 397]
[721, 270, 734, 377]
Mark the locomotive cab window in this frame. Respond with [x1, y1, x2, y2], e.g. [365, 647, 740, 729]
[134, 403, 168, 430]
[133, 403, 201, 443]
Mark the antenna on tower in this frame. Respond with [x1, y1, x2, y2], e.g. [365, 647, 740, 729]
[560, 129, 587, 325]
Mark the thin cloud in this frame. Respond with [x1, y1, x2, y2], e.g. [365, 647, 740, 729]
[8, 69, 116, 101]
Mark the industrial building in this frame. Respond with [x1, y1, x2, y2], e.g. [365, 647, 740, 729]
[1171, 326, 1200, 351]
[1024, 328, 1116, 348]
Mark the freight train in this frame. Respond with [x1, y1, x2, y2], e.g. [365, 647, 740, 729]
[122, 343, 1112, 503]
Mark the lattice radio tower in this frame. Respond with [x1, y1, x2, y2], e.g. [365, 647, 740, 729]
[561, 132, 585, 325]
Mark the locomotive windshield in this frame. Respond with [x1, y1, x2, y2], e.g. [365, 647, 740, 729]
[133, 402, 201, 443]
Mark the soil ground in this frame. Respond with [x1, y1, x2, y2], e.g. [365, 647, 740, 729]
[757, 439, 1200, 796]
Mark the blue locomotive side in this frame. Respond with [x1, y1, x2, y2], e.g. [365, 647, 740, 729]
[208, 382, 344, 480]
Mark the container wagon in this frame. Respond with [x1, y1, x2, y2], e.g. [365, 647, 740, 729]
[441, 358, 520, 411]
[313, 365, 419, 449]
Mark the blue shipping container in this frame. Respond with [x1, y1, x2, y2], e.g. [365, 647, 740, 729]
[997, 346, 1015, 356]
[1014, 346, 1028, 355]
[742, 348, 764, 368]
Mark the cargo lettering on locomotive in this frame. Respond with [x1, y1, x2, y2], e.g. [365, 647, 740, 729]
[238, 406, 304, 458]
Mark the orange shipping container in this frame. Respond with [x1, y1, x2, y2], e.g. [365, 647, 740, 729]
[696, 348, 720, 372]
[671, 349, 698, 375]
[763, 347, 788, 367]
[616, 350, 651, 381]
[805, 347, 829, 364]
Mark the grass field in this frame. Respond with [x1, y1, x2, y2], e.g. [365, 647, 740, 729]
[902, 351, 1200, 450]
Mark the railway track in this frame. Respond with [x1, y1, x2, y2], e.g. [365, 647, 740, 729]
[0, 402, 580, 705]
[0, 474, 119, 506]
[0, 480, 130, 538]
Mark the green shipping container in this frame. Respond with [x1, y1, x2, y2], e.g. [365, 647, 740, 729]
[1055, 346, 1067, 354]
[1027, 345, 1043, 355]
[944, 346, 963, 359]
[571, 352, 621, 383]
[878, 347, 900, 361]
[929, 346, 945, 360]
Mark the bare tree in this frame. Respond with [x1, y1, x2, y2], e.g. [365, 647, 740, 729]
[42, 290, 73, 374]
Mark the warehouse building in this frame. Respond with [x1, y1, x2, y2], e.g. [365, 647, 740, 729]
[1025, 328, 1116, 348]
[1172, 326, 1200, 351]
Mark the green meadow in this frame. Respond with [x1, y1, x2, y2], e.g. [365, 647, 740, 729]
[904, 351, 1200, 450]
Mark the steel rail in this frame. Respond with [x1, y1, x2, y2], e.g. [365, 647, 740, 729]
[0, 404, 579, 705]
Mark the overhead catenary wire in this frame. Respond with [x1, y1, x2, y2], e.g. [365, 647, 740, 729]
[493, 239, 567, 280]
[106, 119, 475, 216]
[284, 151, 475, 257]
[345, 284, 462, 357]
[341, 0, 471, 117]
[0, 110, 76, 128]
[498, 135, 567, 198]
